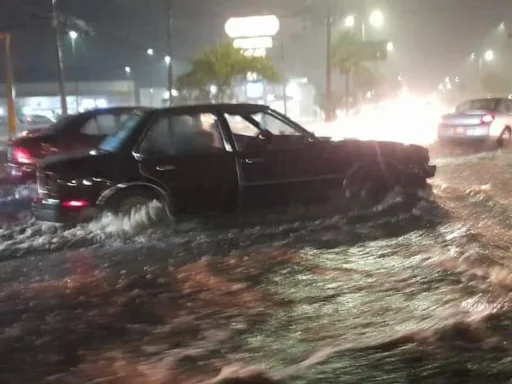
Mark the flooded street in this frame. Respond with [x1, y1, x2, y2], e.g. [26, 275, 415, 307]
[2, 148, 512, 383]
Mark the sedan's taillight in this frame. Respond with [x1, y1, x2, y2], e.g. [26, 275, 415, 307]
[12, 147, 35, 164]
[481, 114, 495, 124]
[62, 200, 89, 208]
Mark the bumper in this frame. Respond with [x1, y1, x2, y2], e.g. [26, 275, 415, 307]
[32, 199, 99, 223]
[437, 135, 490, 143]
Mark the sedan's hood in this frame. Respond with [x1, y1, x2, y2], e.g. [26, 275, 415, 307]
[329, 138, 430, 163]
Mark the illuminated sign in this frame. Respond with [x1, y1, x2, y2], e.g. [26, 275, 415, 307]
[233, 36, 273, 50]
[225, 15, 280, 38]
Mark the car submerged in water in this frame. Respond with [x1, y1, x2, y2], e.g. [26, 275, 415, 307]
[32, 103, 437, 223]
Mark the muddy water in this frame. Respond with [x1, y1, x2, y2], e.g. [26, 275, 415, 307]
[1, 149, 512, 382]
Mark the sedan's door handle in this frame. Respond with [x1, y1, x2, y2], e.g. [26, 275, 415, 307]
[156, 165, 176, 171]
[243, 158, 264, 164]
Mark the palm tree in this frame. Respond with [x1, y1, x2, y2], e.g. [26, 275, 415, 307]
[177, 41, 279, 103]
[331, 31, 378, 108]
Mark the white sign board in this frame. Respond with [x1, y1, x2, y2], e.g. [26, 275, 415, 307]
[233, 36, 273, 50]
[225, 15, 279, 38]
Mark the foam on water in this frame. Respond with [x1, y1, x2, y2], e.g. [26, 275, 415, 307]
[0, 201, 171, 258]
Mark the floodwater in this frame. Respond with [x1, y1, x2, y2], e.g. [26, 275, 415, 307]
[1, 148, 512, 383]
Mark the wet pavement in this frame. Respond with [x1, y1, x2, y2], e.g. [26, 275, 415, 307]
[1, 147, 512, 383]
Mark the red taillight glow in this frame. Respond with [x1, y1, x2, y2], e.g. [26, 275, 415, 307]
[13, 147, 34, 164]
[62, 200, 89, 208]
[481, 114, 494, 124]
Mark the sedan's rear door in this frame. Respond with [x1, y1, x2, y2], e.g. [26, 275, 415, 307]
[135, 110, 239, 213]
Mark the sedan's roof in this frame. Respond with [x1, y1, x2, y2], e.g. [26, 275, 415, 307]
[79, 106, 155, 116]
[154, 103, 271, 115]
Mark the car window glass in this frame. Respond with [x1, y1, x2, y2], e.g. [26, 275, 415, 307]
[96, 114, 120, 135]
[254, 112, 301, 136]
[497, 100, 508, 113]
[99, 114, 144, 152]
[456, 99, 497, 112]
[140, 113, 223, 157]
[80, 117, 102, 135]
[224, 114, 261, 151]
[505, 101, 512, 113]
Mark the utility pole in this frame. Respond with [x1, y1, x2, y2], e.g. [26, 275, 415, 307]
[280, 37, 288, 115]
[166, 0, 174, 105]
[325, 0, 334, 122]
[51, 0, 68, 115]
[1, 33, 17, 139]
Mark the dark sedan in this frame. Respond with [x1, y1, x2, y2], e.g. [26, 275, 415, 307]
[32, 103, 436, 223]
[6, 107, 151, 182]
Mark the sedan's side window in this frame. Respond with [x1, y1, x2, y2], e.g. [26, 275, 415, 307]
[96, 114, 120, 135]
[225, 114, 261, 151]
[225, 112, 304, 151]
[139, 113, 223, 157]
[258, 112, 301, 136]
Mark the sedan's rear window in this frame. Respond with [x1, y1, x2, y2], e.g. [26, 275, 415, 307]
[456, 99, 498, 113]
[99, 114, 143, 152]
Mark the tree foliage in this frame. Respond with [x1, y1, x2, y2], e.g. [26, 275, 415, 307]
[177, 41, 279, 102]
[331, 31, 383, 97]
[331, 31, 365, 76]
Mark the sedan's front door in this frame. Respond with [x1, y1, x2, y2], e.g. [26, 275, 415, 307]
[224, 112, 334, 210]
[136, 111, 238, 213]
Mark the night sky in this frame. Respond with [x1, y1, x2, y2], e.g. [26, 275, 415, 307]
[2, 0, 512, 94]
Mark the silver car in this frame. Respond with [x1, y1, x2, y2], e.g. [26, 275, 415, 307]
[438, 98, 512, 146]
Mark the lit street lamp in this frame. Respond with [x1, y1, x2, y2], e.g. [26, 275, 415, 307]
[484, 49, 494, 61]
[386, 41, 394, 52]
[147, 48, 154, 56]
[344, 14, 355, 28]
[343, 9, 384, 41]
[125, 66, 131, 75]
[471, 50, 494, 78]
[164, 55, 171, 65]
[68, 30, 78, 54]
[369, 10, 384, 28]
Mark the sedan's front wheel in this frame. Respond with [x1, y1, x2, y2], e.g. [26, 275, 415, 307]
[341, 163, 403, 212]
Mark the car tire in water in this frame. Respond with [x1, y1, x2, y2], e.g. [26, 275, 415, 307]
[497, 127, 512, 148]
[341, 162, 403, 212]
[107, 188, 162, 216]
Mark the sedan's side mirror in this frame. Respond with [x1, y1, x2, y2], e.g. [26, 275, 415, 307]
[260, 130, 273, 142]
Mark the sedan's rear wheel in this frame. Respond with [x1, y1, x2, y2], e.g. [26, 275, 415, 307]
[118, 195, 153, 216]
[107, 188, 163, 217]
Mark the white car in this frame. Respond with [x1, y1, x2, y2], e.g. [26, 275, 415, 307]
[438, 98, 512, 146]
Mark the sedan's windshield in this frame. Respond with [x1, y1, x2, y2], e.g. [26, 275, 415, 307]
[456, 99, 498, 113]
[99, 114, 144, 152]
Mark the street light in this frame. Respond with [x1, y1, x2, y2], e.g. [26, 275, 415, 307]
[344, 15, 355, 28]
[369, 10, 384, 28]
[164, 55, 171, 65]
[69, 30, 78, 40]
[147, 48, 154, 56]
[125, 66, 131, 75]
[386, 41, 394, 52]
[344, 10, 384, 40]
[484, 49, 494, 61]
